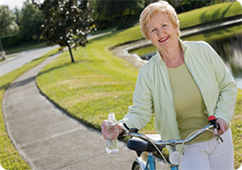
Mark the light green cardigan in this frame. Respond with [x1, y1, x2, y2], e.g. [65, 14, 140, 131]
[119, 39, 237, 141]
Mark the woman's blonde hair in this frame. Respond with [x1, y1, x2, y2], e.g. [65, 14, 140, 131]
[139, 0, 180, 40]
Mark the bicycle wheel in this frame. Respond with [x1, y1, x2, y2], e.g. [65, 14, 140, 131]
[132, 161, 142, 170]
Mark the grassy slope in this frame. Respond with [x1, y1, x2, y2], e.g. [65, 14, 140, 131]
[37, 25, 242, 170]
[0, 49, 58, 169]
[179, 1, 242, 29]
[36, 27, 143, 128]
[232, 89, 242, 168]
[1, 1, 241, 169]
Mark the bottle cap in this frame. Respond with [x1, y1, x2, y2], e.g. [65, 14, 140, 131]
[109, 113, 115, 119]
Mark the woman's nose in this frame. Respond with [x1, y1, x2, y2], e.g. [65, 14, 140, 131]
[157, 29, 163, 36]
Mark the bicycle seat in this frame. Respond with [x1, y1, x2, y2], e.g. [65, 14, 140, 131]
[127, 138, 165, 152]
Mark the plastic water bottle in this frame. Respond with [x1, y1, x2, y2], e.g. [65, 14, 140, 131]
[105, 113, 119, 154]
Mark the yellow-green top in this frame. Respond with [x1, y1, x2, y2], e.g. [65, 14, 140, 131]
[168, 63, 213, 144]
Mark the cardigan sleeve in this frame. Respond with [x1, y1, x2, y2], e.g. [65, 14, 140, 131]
[206, 43, 237, 124]
[118, 65, 154, 130]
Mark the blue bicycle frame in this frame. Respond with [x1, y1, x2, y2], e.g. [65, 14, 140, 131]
[146, 154, 155, 170]
[124, 116, 221, 170]
[143, 153, 179, 170]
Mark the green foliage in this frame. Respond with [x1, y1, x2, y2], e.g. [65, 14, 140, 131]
[19, 2, 44, 42]
[0, 6, 19, 36]
[32, 0, 95, 62]
[0, 5, 19, 51]
[1, 34, 23, 48]
[91, 0, 144, 30]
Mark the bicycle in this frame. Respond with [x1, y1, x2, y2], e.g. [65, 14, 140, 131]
[118, 116, 223, 170]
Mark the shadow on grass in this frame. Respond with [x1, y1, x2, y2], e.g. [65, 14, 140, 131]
[199, 11, 208, 24]
[212, 8, 222, 21]
[199, 2, 235, 24]
[221, 2, 234, 19]
[37, 62, 73, 78]
[0, 51, 60, 92]
[36, 59, 93, 78]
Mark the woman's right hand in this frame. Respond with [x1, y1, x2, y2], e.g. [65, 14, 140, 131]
[102, 120, 123, 140]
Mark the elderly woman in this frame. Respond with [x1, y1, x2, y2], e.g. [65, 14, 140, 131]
[102, 1, 237, 169]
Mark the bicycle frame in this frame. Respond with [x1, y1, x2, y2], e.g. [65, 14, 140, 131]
[136, 153, 179, 170]
[123, 116, 222, 170]
[135, 152, 179, 170]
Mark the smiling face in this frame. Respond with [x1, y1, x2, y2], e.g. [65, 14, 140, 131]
[146, 12, 179, 53]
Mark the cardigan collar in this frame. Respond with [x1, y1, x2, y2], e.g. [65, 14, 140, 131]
[154, 39, 188, 64]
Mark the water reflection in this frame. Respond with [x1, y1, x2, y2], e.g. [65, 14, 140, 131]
[130, 33, 242, 89]
[208, 33, 242, 88]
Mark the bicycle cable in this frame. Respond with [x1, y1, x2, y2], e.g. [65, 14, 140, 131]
[178, 129, 217, 169]
[138, 131, 171, 170]
[138, 128, 218, 170]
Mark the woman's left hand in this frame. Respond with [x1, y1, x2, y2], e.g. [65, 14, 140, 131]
[216, 118, 228, 136]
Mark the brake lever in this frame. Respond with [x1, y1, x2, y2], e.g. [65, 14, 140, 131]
[214, 128, 224, 143]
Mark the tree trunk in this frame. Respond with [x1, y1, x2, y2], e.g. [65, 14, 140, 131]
[68, 45, 75, 63]
[0, 33, 4, 52]
[0, 34, 6, 60]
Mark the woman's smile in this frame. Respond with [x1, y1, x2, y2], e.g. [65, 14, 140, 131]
[158, 36, 169, 43]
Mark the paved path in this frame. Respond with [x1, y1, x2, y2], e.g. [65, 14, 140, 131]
[6, 15, 240, 170]
[2, 53, 140, 170]
[0, 45, 58, 77]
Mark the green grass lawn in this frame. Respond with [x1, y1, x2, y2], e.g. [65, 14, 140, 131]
[0, 49, 58, 169]
[179, 1, 242, 29]
[1, 1, 242, 169]
[36, 26, 242, 170]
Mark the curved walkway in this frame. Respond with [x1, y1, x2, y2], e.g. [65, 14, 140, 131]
[111, 17, 242, 70]
[0, 45, 59, 77]
[2, 53, 141, 170]
[3, 16, 241, 170]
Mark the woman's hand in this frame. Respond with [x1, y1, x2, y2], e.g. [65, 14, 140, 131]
[216, 118, 228, 136]
[101, 120, 123, 140]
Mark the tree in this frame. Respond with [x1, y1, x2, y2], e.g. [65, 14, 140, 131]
[0, 5, 18, 59]
[13, 7, 21, 27]
[144, 0, 159, 7]
[20, 1, 44, 42]
[93, 0, 144, 29]
[32, 0, 95, 63]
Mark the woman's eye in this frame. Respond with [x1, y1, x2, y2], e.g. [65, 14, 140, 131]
[162, 24, 167, 28]
[151, 29, 156, 32]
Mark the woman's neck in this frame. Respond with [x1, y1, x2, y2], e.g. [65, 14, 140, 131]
[158, 42, 184, 68]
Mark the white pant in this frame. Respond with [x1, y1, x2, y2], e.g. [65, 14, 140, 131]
[180, 128, 234, 170]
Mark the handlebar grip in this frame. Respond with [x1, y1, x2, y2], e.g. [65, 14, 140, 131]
[117, 131, 126, 140]
[208, 116, 220, 130]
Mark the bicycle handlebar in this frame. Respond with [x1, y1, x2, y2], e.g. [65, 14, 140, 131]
[121, 116, 222, 148]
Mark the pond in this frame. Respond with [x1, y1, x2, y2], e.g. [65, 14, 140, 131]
[129, 32, 242, 89]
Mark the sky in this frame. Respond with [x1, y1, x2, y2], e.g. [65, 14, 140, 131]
[0, 0, 44, 10]
[0, 0, 26, 9]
